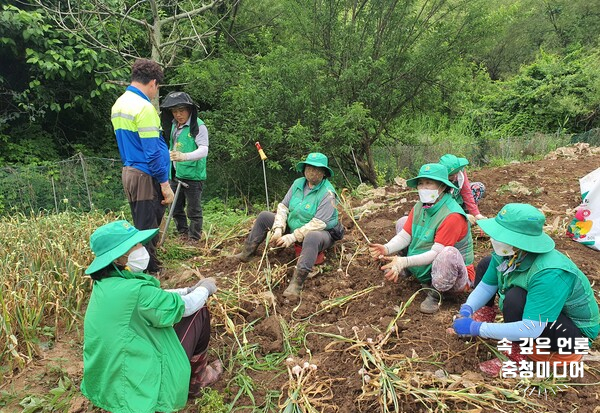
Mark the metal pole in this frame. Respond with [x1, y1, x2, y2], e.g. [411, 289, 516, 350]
[333, 155, 353, 189]
[351, 148, 363, 184]
[79, 152, 93, 210]
[159, 179, 189, 246]
[51, 176, 58, 213]
[255, 142, 270, 209]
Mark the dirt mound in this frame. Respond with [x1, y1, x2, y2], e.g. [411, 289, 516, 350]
[198, 148, 600, 412]
[4, 147, 599, 413]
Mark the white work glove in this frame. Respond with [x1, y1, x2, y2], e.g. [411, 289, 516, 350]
[166, 277, 217, 296]
[466, 214, 477, 225]
[381, 256, 409, 283]
[270, 227, 283, 244]
[475, 214, 486, 221]
[170, 151, 187, 162]
[273, 203, 289, 233]
[195, 277, 217, 295]
[292, 218, 327, 242]
[277, 233, 296, 248]
[160, 182, 174, 205]
[368, 243, 388, 259]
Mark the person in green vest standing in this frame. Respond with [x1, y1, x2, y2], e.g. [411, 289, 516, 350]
[232, 153, 344, 301]
[160, 91, 208, 242]
[452, 203, 599, 376]
[81, 220, 222, 413]
[369, 163, 475, 314]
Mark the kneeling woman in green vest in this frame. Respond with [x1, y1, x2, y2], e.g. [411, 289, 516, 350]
[233, 152, 344, 301]
[81, 220, 221, 413]
[369, 163, 475, 314]
[452, 203, 599, 376]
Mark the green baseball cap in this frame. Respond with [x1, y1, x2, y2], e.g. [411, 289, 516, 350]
[477, 204, 555, 253]
[439, 154, 469, 175]
[85, 220, 158, 275]
[406, 163, 458, 190]
[296, 152, 334, 178]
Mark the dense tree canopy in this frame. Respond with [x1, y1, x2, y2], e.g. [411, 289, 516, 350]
[2, 0, 600, 200]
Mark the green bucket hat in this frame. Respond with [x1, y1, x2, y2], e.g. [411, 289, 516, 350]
[406, 163, 458, 190]
[477, 204, 555, 253]
[296, 152, 334, 178]
[85, 220, 158, 275]
[439, 154, 469, 175]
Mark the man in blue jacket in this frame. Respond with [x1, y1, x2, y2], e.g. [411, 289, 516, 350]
[111, 59, 174, 274]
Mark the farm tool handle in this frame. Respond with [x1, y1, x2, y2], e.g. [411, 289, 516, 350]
[159, 179, 189, 246]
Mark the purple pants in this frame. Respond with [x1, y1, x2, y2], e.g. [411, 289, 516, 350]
[174, 306, 211, 359]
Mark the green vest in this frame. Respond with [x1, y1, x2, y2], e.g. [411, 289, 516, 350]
[287, 177, 338, 232]
[495, 250, 600, 337]
[408, 193, 474, 283]
[451, 187, 464, 207]
[81, 269, 190, 413]
[169, 118, 207, 181]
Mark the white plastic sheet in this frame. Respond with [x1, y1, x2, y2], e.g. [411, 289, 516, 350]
[567, 167, 600, 250]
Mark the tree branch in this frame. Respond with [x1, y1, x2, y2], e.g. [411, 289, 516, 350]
[160, 0, 223, 25]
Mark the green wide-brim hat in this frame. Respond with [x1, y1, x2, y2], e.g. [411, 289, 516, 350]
[406, 163, 458, 190]
[477, 203, 555, 253]
[296, 152, 334, 178]
[85, 220, 158, 275]
[439, 154, 469, 175]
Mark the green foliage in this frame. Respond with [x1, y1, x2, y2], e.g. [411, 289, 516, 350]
[171, 0, 494, 189]
[482, 49, 600, 135]
[18, 376, 75, 413]
[3, 0, 600, 200]
[193, 388, 228, 413]
[202, 198, 253, 231]
[0, 4, 123, 162]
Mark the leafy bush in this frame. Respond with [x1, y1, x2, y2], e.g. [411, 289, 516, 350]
[481, 49, 600, 135]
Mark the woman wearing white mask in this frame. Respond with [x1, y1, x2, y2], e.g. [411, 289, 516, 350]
[369, 163, 474, 314]
[81, 220, 221, 413]
[452, 204, 599, 376]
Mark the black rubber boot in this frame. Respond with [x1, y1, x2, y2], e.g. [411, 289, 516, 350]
[283, 268, 310, 301]
[231, 241, 259, 262]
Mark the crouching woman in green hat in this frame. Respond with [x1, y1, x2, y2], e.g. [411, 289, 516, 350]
[81, 220, 222, 413]
[438, 153, 486, 222]
[232, 152, 344, 301]
[453, 204, 599, 376]
[369, 163, 475, 314]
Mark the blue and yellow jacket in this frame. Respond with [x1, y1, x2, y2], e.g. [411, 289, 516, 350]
[111, 86, 170, 183]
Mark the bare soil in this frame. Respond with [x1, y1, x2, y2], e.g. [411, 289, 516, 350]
[3, 148, 600, 413]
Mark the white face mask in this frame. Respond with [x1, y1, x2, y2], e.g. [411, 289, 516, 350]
[126, 246, 150, 273]
[491, 238, 515, 256]
[418, 188, 440, 204]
